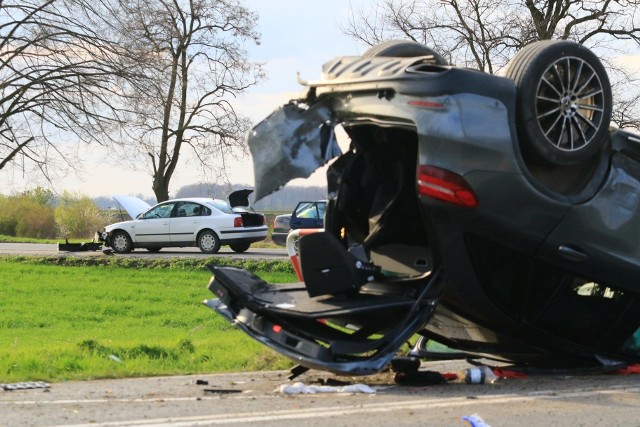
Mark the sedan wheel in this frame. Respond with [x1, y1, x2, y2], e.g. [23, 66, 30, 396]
[198, 230, 221, 254]
[110, 231, 133, 254]
[229, 243, 251, 253]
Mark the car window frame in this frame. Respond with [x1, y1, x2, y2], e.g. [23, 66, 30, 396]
[141, 202, 176, 219]
[174, 201, 211, 218]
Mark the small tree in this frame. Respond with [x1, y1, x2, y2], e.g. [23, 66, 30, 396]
[55, 191, 106, 239]
[106, 0, 264, 202]
[0, 188, 57, 238]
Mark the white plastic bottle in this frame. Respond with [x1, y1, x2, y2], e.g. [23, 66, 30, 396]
[461, 366, 497, 384]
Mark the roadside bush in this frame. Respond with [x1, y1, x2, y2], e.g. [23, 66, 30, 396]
[16, 201, 57, 238]
[0, 195, 18, 235]
[0, 190, 57, 239]
[55, 191, 108, 239]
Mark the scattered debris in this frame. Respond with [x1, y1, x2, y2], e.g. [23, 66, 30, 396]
[462, 413, 491, 427]
[203, 388, 242, 394]
[394, 370, 448, 386]
[195, 379, 209, 385]
[2, 381, 50, 391]
[611, 363, 640, 375]
[390, 356, 421, 373]
[276, 382, 376, 395]
[108, 354, 121, 362]
[57, 239, 102, 252]
[459, 366, 498, 384]
[314, 378, 352, 387]
[288, 364, 309, 381]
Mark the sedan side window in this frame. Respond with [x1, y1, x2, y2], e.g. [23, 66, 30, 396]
[144, 203, 175, 219]
[178, 202, 211, 217]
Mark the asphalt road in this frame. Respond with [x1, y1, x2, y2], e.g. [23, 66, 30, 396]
[0, 242, 288, 260]
[2, 360, 640, 427]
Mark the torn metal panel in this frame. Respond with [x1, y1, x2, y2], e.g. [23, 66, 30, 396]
[249, 101, 341, 201]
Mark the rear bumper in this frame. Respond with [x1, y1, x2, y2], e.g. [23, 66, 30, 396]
[203, 265, 441, 375]
[219, 226, 268, 244]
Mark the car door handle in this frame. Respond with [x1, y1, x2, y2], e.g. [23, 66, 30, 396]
[558, 245, 588, 262]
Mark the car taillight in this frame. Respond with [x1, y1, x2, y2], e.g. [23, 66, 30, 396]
[417, 165, 478, 208]
[234, 217, 243, 227]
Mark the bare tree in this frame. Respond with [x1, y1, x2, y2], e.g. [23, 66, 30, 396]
[0, 0, 129, 181]
[343, 0, 640, 128]
[106, 0, 263, 202]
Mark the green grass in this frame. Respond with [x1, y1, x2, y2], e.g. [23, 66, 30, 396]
[0, 232, 283, 247]
[0, 257, 297, 383]
[0, 235, 82, 244]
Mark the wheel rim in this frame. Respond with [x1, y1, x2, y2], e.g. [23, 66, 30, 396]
[112, 234, 128, 252]
[535, 56, 605, 152]
[200, 233, 216, 251]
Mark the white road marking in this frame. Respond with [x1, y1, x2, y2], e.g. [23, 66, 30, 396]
[25, 385, 639, 427]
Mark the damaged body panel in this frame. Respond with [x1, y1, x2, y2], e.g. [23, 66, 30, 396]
[249, 102, 340, 200]
[204, 40, 640, 375]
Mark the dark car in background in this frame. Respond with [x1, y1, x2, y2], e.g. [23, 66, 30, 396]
[271, 200, 327, 246]
[204, 40, 640, 376]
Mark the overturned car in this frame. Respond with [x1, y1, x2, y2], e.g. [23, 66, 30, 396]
[203, 40, 640, 375]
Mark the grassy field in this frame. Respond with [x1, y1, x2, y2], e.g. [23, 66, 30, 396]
[0, 257, 297, 383]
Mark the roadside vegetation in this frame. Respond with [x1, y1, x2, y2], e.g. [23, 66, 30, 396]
[0, 256, 296, 383]
[0, 188, 110, 241]
[0, 188, 285, 246]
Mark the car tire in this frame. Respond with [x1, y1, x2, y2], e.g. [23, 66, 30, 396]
[505, 40, 612, 166]
[146, 247, 162, 253]
[110, 231, 133, 254]
[229, 243, 251, 253]
[197, 230, 221, 254]
[363, 40, 448, 65]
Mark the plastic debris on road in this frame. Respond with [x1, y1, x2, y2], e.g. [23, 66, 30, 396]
[462, 413, 491, 427]
[276, 382, 376, 394]
[2, 381, 50, 391]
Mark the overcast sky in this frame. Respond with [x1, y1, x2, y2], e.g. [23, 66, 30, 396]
[2, 1, 639, 199]
[0, 0, 371, 199]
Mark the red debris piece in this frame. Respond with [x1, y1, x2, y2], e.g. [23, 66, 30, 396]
[610, 363, 640, 375]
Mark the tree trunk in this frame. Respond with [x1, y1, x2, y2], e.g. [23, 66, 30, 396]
[152, 174, 169, 203]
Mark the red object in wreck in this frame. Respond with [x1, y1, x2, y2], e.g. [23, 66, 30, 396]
[610, 364, 640, 375]
[286, 228, 324, 281]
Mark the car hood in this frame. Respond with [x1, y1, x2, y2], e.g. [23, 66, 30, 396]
[227, 188, 256, 211]
[112, 195, 152, 219]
